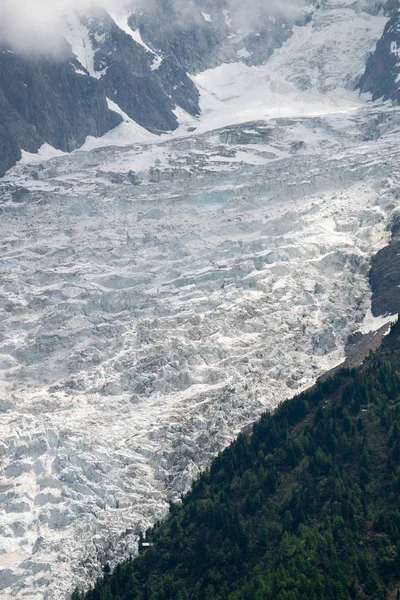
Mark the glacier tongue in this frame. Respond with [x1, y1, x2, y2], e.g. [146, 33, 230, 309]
[1, 104, 400, 599]
[0, 0, 398, 597]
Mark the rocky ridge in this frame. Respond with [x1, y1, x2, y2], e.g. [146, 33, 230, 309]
[359, 0, 400, 101]
[0, 0, 309, 176]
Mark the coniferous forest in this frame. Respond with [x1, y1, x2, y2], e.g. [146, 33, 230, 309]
[73, 319, 400, 600]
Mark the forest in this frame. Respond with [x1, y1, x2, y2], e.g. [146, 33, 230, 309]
[73, 318, 400, 600]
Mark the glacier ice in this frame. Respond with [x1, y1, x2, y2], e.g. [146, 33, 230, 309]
[1, 102, 400, 599]
[0, 2, 399, 595]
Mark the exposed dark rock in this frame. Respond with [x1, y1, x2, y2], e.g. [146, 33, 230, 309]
[0, 85, 41, 176]
[370, 234, 400, 316]
[154, 58, 200, 117]
[240, 12, 309, 67]
[131, 0, 233, 73]
[0, 1, 306, 176]
[0, 49, 121, 176]
[83, 11, 183, 132]
[0, 51, 121, 149]
[358, 2, 400, 101]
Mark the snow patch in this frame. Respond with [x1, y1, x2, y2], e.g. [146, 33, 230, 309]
[223, 9, 232, 28]
[19, 144, 67, 164]
[357, 308, 398, 334]
[151, 56, 163, 71]
[237, 48, 251, 59]
[81, 99, 157, 150]
[62, 13, 100, 79]
[108, 8, 159, 58]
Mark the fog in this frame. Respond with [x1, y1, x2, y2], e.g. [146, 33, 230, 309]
[0, 0, 129, 56]
[0, 0, 305, 57]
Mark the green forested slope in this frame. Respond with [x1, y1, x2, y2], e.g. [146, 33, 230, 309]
[74, 320, 400, 600]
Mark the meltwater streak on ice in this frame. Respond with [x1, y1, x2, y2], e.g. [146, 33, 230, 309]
[0, 1, 396, 598]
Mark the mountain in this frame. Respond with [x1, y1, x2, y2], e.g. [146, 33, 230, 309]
[74, 319, 400, 600]
[0, 50, 121, 177]
[359, 1, 400, 101]
[0, 0, 391, 178]
[0, 0, 308, 177]
[2, 1, 400, 599]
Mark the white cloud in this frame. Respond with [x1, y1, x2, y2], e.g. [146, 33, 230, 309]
[0, 0, 130, 57]
[228, 0, 306, 32]
[0, 0, 306, 58]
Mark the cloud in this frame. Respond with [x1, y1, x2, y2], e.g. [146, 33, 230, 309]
[0, 0, 130, 57]
[0, 0, 306, 58]
[228, 0, 306, 32]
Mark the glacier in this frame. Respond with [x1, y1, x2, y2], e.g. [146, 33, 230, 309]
[1, 1, 400, 599]
[2, 105, 400, 599]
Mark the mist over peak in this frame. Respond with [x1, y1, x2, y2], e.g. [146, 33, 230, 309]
[0, 0, 128, 57]
[0, 0, 306, 57]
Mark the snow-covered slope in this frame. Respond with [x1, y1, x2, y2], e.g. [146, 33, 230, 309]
[0, 0, 386, 175]
[192, 4, 386, 132]
[68, 0, 388, 142]
[1, 1, 399, 599]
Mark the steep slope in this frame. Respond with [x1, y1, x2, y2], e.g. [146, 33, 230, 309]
[0, 0, 294, 176]
[0, 1, 398, 599]
[0, 49, 121, 175]
[62, 9, 200, 131]
[0, 0, 328, 176]
[0, 85, 41, 176]
[75, 319, 400, 600]
[359, 0, 400, 101]
[0, 50, 121, 147]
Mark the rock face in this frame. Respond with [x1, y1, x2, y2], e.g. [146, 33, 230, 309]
[369, 177, 400, 316]
[359, 1, 400, 100]
[0, 49, 121, 175]
[0, 85, 40, 177]
[133, 0, 233, 72]
[0, 0, 306, 176]
[133, 0, 308, 72]
[76, 10, 199, 132]
[370, 233, 400, 316]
